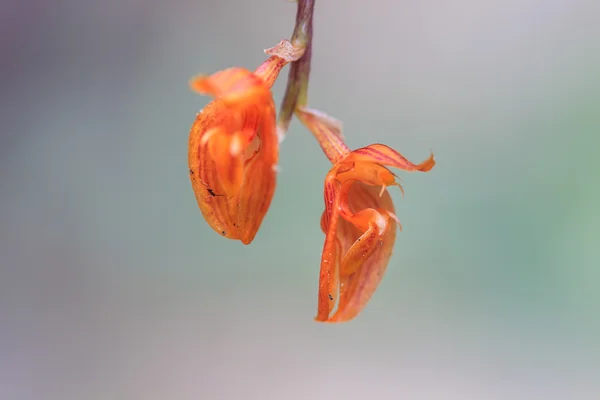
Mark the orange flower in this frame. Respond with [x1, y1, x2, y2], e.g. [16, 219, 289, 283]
[188, 41, 303, 244]
[296, 108, 435, 322]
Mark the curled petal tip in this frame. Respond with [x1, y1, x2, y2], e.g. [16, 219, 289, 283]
[388, 211, 402, 231]
[389, 181, 405, 197]
[418, 152, 436, 172]
[189, 74, 211, 94]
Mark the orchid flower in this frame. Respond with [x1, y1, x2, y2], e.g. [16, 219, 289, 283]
[188, 41, 303, 244]
[297, 108, 435, 322]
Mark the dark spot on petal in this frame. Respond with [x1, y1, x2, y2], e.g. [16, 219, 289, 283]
[221, 231, 226, 235]
[207, 188, 224, 197]
[328, 293, 333, 300]
[189, 169, 194, 175]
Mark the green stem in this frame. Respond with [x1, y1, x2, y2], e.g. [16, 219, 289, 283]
[277, 0, 314, 137]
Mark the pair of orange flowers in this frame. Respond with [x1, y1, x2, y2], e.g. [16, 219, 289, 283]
[188, 40, 435, 323]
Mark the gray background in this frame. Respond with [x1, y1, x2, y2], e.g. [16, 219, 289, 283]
[1, 0, 599, 399]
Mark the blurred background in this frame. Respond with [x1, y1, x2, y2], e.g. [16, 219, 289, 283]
[1, 0, 599, 399]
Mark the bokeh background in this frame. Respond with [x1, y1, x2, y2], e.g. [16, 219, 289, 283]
[1, 0, 599, 399]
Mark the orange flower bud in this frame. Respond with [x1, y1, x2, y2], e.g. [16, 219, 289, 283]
[188, 41, 304, 244]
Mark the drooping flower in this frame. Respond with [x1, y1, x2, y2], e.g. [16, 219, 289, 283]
[296, 108, 435, 322]
[188, 40, 304, 244]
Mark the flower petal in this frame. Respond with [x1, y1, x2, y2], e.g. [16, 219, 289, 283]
[190, 67, 270, 105]
[315, 180, 399, 323]
[204, 128, 244, 196]
[330, 208, 396, 323]
[295, 107, 349, 163]
[328, 182, 397, 322]
[188, 102, 238, 239]
[349, 144, 435, 172]
[335, 161, 398, 191]
[315, 175, 342, 321]
[235, 101, 278, 244]
[339, 211, 386, 276]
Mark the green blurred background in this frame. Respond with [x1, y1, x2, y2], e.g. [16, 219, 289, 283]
[1, 0, 599, 398]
